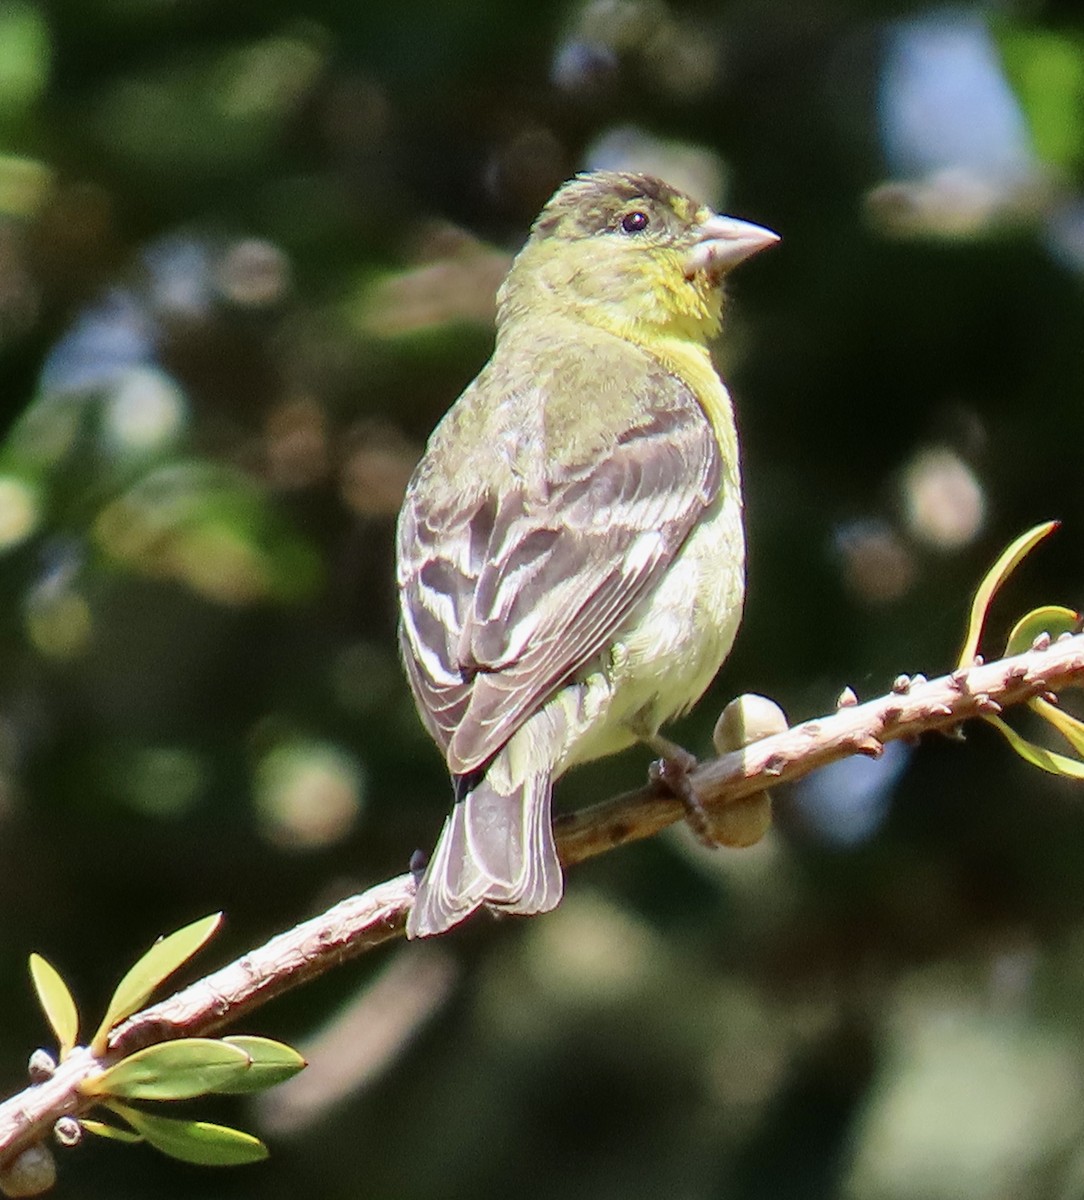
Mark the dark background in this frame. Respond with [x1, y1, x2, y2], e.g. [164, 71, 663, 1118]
[4, 1, 1084, 1197]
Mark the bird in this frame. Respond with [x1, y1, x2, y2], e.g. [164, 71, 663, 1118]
[396, 169, 778, 938]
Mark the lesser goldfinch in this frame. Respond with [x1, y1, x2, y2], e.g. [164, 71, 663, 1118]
[397, 170, 777, 938]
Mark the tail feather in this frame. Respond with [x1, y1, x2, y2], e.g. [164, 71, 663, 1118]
[406, 773, 562, 938]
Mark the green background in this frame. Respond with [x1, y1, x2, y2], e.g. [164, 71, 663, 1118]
[4, 1, 1084, 1197]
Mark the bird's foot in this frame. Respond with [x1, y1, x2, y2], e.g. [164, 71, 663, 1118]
[646, 736, 717, 850]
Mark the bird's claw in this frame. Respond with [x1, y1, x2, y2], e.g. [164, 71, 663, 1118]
[648, 751, 718, 850]
[409, 848, 429, 886]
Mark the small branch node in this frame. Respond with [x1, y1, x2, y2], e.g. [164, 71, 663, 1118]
[26, 1052, 54, 1084]
[763, 752, 786, 777]
[52, 1119, 81, 1150]
[974, 693, 1002, 715]
[836, 686, 858, 709]
[1031, 632, 1052, 652]
[852, 735, 884, 758]
[891, 674, 911, 694]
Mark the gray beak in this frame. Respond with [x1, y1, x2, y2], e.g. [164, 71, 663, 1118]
[686, 214, 780, 278]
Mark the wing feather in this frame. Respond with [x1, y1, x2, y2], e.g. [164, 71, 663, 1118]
[397, 350, 721, 775]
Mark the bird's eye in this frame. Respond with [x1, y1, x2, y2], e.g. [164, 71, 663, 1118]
[620, 210, 649, 234]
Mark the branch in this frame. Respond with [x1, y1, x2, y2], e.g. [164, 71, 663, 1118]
[4, 633, 1084, 1166]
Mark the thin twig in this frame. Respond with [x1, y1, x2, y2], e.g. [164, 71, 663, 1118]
[3, 634, 1084, 1166]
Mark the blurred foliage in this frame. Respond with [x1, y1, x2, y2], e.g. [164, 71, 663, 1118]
[5, 1, 1084, 1197]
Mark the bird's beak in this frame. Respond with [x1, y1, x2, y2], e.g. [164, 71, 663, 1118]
[686, 214, 780, 279]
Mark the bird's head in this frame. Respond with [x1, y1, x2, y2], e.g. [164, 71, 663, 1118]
[498, 170, 778, 344]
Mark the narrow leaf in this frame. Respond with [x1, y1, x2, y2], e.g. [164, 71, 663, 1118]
[109, 1104, 269, 1167]
[1031, 697, 1084, 757]
[80, 1119, 143, 1144]
[91, 913, 222, 1054]
[28, 953, 79, 1059]
[985, 715, 1084, 778]
[1004, 605, 1081, 657]
[218, 1036, 306, 1093]
[958, 521, 1059, 668]
[84, 1038, 252, 1100]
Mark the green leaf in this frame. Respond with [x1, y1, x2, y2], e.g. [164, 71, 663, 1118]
[108, 1104, 269, 1167]
[1031, 697, 1084, 757]
[91, 913, 222, 1054]
[28, 953, 79, 1059]
[958, 521, 1059, 669]
[985, 715, 1084, 778]
[1004, 605, 1081, 657]
[217, 1036, 306, 1093]
[80, 1119, 143, 1145]
[85, 1038, 252, 1100]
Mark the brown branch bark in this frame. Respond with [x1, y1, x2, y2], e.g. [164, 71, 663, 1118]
[3, 633, 1084, 1168]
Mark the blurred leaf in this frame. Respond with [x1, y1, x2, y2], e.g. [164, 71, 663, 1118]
[254, 737, 364, 849]
[0, 393, 86, 475]
[28, 953, 79, 1059]
[85, 1038, 252, 1100]
[24, 584, 92, 660]
[0, 154, 52, 218]
[1031, 697, 1084, 758]
[93, 460, 321, 605]
[90, 913, 222, 1054]
[0, 473, 41, 550]
[1004, 605, 1081, 657]
[999, 26, 1084, 171]
[86, 34, 323, 179]
[107, 1104, 268, 1167]
[353, 239, 508, 339]
[985, 715, 1084, 778]
[80, 1119, 142, 1145]
[0, 0, 50, 118]
[958, 521, 1059, 669]
[218, 1036, 306, 1093]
